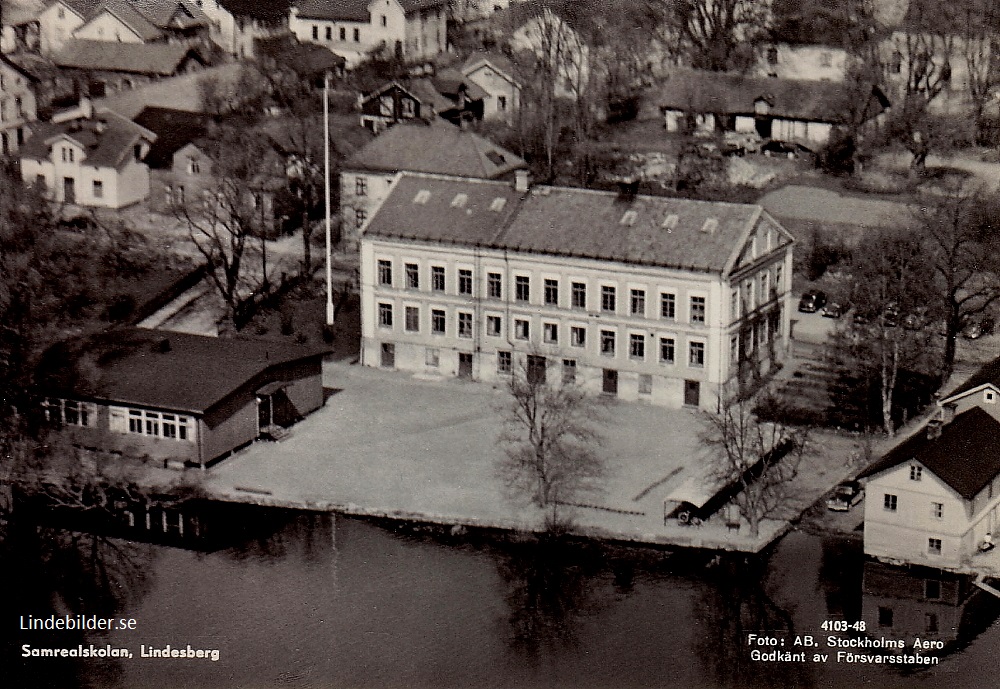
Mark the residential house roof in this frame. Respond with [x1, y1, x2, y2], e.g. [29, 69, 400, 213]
[20, 107, 156, 168]
[53, 39, 205, 75]
[256, 34, 346, 76]
[86, 0, 164, 41]
[293, 0, 445, 22]
[344, 119, 526, 177]
[462, 50, 515, 78]
[36, 327, 328, 416]
[132, 106, 214, 168]
[45, 0, 104, 21]
[859, 407, 1000, 501]
[364, 173, 776, 274]
[942, 355, 1000, 402]
[127, 0, 208, 29]
[219, 0, 293, 21]
[655, 69, 888, 125]
[0, 53, 39, 83]
[93, 62, 242, 118]
[430, 68, 489, 102]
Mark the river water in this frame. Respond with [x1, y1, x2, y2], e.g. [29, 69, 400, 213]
[6, 507, 1000, 689]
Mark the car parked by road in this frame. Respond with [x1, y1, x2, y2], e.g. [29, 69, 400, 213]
[822, 301, 849, 318]
[798, 290, 827, 313]
[826, 480, 864, 512]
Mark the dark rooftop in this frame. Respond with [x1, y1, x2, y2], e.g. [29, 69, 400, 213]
[37, 328, 328, 416]
[53, 39, 205, 75]
[294, 0, 445, 21]
[132, 106, 214, 168]
[859, 407, 1000, 500]
[20, 107, 156, 168]
[943, 356, 1000, 402]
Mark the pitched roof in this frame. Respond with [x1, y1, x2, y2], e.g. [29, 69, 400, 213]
[219, 0, 292, 20]
[0, 53, 38, 83]
[132, 106, 214, 168]
[92, 62, 242, 118]
[364, 173, 770, 273]
[859, 407, 1000, 500]
[47, 0, 104, 21]
[461, 51, 516, 81]
[87, 0, 163, 41]
[344, 119, 526, 177]
[942, 356, 1000, 402]
[20, 107, 156, 168]
[53, 39, 204, 75]
[294, 0, 445, 21]
[255, 34, 345, 75]
[430, 68, 489, 102]
[654, 69, 887, 125]
[128, 0, 207, 28]
[36, 328, 327, 415]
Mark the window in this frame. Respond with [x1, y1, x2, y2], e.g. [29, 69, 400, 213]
[458, 312, 473, 338]
[188, 157, 200, 175]
[571, 282, 586, 309]
[340, 27, 346, 41]
[630, 333, 645, 360]
[660, 293, 676, 319]
[819, 51, 832, 68]
[355, 177, 367, 196]
[562, 359, 576, 383]
[381, 14, 387, 26]
[910, 465, 923, 481]
[689, 341, 705, 367]
[928, 538, 942, 555]
[312, 25, 318, 40]
[775, 265, 783, 295]
[514, 319, 529, 340]
[458, 269, 473, 295]
[405, 306, 419, 332]
[325, 26, 332, 40]
[890, 50, 902, 74]
[405, 263, 419, 289]
[498, 95, 507, 110]
[161, 413, 178, 438]
[515, 275, 530, 302]
[925, 579, 941, 600]
[760, 273, 770, 302]
[543, 322, 558, 344]
[145, 411, 159, 437]
[497, 351, 512, 374]
[353, 28, 360, 42]
[931, 502, 943, 519]
[639, 374, 652, 395]
[660, 337, 675, 364]
[690, 296, 706, 324]
[92, 180, 103, 198]
[128, 409, 142, 434]
[355, 209, 367, 228]
[431, 266, 445, 291]
[878, 606, 893, 628]
[487, 272, 502, 299]
[601, 285, 616, 312]
[987, 391, 997, 404]
[544, 279, 559, 306]
[378, 302, 393, 328]
[730, 334, 739, 364]
[925, 613, 939, 634]
[425, 348, 439, 367]
[883, 494, 897, 512]
[377, 259, 392, 286]
[42, 398, 95, 427]
[61, 146, 74, 163]
[630, 289, 645, 316]
[570, 326, 586, 347]
[486, 315, 501, 336]
[431, 309, 445, 334]
[600, 330, 616, 357]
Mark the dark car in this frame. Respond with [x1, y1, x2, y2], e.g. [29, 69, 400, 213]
[798, 290, 827, 313]
[762, 139, 812, 159]
[822, 301, 848, 318]
[826, 480, 864, 512]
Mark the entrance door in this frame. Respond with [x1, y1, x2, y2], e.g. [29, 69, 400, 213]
[527, 355, 547, 384]
[63, 177, 75, 203]
[755, 117, 772, 139]
[380, 342, 395, 368]
[602, 368, 618, 395]
[684, 380, 700, 407]
[458, 352, 473, 378]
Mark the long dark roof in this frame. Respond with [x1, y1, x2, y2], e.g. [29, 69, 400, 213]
[54, 39, 204, 75]
[943, 355, 1000, 401]
[859, 407, 1000, 500]
[219, 0, 292, 20]
[364, 173, 774, 274]
[132, 106, 214, 168]
[37, 328, 327, 415]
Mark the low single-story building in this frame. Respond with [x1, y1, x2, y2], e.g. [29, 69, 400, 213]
[35, 328, 328, 468]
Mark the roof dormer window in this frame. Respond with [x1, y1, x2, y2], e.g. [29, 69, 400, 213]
[489, 197, 506, 212]
[701, 218, 718, 234]
[450, 193, 468, 208]
[620, 210, 637, 226]
[413, 189, 430, 204]
[662, 214, 679, 230]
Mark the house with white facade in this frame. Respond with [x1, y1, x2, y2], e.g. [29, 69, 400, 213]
[461, 50, 518, 122]
[289, 0, 448, 68]
[0, 53, 38, 154]
[358, 172, 794, 409]
[656, 69, 889, 148]
[754, 43, 849, 82]
[199, 0, 292, 59]
[37, 0, 99, 54]
[19, 99, 155, 207]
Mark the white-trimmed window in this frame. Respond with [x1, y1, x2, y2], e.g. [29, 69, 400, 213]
[601, 285, 616, 312]
[487, 272, 502, 299]
[910, 465, 922, 481]
[639, 374, 652, 395]
[43, 398, 96, 427]
[986, 390, 996, 404]
[92, 180, 103, 198]
[405, 306, 419, 332]
[543, 322, 558, 343]
[431, 266, 445, 292]
[497, 350, 512, 374]
[425, 348, 439, 367]
[660, 337, 675, 364]
[515, 275, 530, 302]
[690, 296, 706, 324]
[571, 281, 586, 309]
[630, 333, 645, 360]
[355, 176, 367, 196]
[486, 315, 502, 337]
[378, 302, 393, 328]
[458, 268, 473, 295]
[570, 326, 586, 347]
[118, 407, 191, 441]
[884, 493, 897, 512]
[661, 292, 675, 320]
[458, 311, 473, 338]
[431, 309, 446, 334]
[514, 319, 529, 340]
[377, 259, 392, 286]
[544, 278, 559, 306]
[600, 329, 616, 357]
[688, 341, 705, 367]
[928, 538, 942, 556]
[931, 502, 943, 519]
[405, 263, 419, 289]
[630, 289, 645, 316]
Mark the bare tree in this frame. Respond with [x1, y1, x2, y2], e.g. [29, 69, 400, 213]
[667, 0, 771, 72]
[700, 393, 809, 538]
[958, 0, 1000, 143]
[497, 360, 607, 530]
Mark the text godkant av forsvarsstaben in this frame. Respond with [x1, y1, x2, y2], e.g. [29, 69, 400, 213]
[750, 649, 939, 665]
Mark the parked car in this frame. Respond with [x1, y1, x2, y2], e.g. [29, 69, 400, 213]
[963, 315, 996, 340]
[822, 301, 848, 318]
[826, 480, 864, 512]
[798, 290, 827, 313]
[762, 139, 811, 159]
[883, 302, 900, 328]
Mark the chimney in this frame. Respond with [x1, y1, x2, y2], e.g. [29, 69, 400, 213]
[79, 97, 93, 120]
[926, 417, 943, 440]
[514, 168, 530, 193]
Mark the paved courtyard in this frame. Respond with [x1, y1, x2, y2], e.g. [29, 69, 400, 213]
[200, 362, 860, 551]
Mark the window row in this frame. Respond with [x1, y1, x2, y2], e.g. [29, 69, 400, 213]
[729, 263, 784, 322]
[110, 408, 194, 442]
[42, 398, 96, 428]
[311, 24, 361, 42]
[882, 493, 945, 520]
[374, 260, 707, 322]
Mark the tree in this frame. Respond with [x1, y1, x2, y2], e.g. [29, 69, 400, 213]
[667, 0, 771, 72]
[700, 393, 810, 538]
[957, 0, 1000, 144]
[497, 360, 608, 530]
[175, 125, 277, 325]
[918, 184, 1000, 377]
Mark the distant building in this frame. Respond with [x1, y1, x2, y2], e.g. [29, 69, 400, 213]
[199, 0, 292, 59]
[36, 327, 327, 468]
[0, 53, 38, 154]
[358, 172, 794, 409]
[53, 39, 208, 97]
[358, 70, 485, 132]
[289, 0, 448, 68]
[754, 43, 849, 82]
[339, 118, 525, 248]
[20, 99, 155, 207]
[461, 50, 518, 122]
[656, 69, 889, 148]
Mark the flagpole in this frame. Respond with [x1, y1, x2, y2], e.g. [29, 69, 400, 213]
[324, 71, 335, 326]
